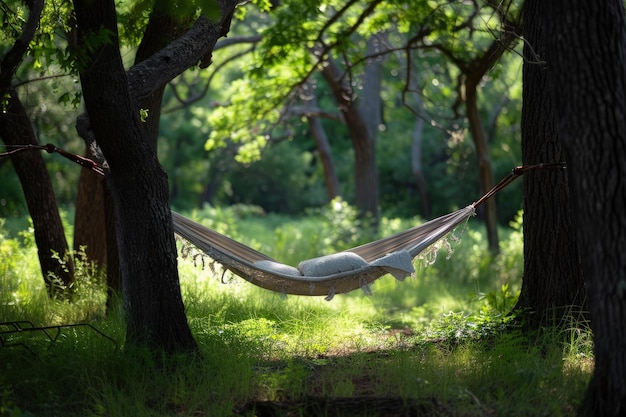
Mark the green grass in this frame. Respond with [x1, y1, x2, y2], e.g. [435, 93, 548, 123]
[0, 209, 592, 416]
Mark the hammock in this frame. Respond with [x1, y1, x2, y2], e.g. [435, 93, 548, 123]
[0, 144, 564, 300]
[171, 206, 475, 300]
[172, 163, 565, 300]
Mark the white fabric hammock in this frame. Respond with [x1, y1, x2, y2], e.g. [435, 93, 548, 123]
[171, 205, 475, 300]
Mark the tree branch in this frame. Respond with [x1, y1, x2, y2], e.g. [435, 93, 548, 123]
[0, 0, 44, 93]
[287, 105, 342, 121]
[76, 1, 240, 145]
[214, 34, 262, 50]
[127, 2, 240, 104]
[164, 45, 256, 112]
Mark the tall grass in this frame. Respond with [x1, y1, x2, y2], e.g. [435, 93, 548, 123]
[0, 208, 592, 416]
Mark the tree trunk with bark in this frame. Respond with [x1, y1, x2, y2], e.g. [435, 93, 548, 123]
[0, 93, 75, 296]
[545, 1, 626, 414]
[302, 83, 341, 200]
[0, 0, 74, 297]
[515, 0, 586, 327]
[72, 0, 198, 353]
[73, 2, 186, 299]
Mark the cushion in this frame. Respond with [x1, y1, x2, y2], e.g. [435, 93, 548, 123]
[253, 260, 302, 276]
[297, 252, 368, 277]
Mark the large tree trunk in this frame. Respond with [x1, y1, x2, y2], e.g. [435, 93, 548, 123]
[545, 0, 626, 414]
[73, 2, 185, 300]
[73, 0, 196, 353]
[0, 93, 75, 296]
[514, 0, 586, 327]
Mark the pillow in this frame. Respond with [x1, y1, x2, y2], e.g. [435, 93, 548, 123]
[253, 260, 302, 276]
[297, 252, 368, 277]
[370, 250, 414, 281]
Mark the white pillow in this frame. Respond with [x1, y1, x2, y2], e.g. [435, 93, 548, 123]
[297, 252, 368, 277]
[253, 260, 302, 276]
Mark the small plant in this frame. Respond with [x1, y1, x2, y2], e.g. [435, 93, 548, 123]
[471, 282, 520, 315]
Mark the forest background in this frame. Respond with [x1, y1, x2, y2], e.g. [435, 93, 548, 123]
[0, 0, 524, 236]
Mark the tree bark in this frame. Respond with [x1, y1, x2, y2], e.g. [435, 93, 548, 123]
[545, 0, 626, 414]
[515, 0, 586, 327]
[73, 0, 198, 353]
[73, 2, 186, 300]
[73, 146, 120, 298]
[74, 157, 108, 268]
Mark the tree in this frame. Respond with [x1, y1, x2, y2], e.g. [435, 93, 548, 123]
[318, 34, 385, 224]
[514, 0, 586, 327]
[2, 0, 242, 352]
[299, 81, 341, 200]
[428, 2, 521, 253]
[73, 0, 200, 300]
[69, 0, 240, 352]
[543, 0, 626, 414]
[0, 0, 75, 297]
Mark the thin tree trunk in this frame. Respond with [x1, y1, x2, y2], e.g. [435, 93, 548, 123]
[0, 0, 74, 297]
[465, 81, 498, 253]
[74, 146, 120, 299]
[74, 159, 107, 267]
[303, 84, 340, 200]
[437, 19, 519, 253]
[309, 116, 341, 200]
[410, 116, 430, 218]
[0, 93, 75, 296]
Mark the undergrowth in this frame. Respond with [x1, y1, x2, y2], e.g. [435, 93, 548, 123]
[0, 208, 593, 416]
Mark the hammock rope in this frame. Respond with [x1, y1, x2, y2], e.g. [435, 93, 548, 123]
[0, 143, 567, 299]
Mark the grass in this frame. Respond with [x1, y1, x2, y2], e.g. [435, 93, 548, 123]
[0, 208, 593, 416]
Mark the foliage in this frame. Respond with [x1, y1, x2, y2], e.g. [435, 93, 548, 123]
[194, 0, 524, 221]
[1, 0, 526, 227]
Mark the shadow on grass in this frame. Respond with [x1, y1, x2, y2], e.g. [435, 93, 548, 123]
[234, 322, 592, 417]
